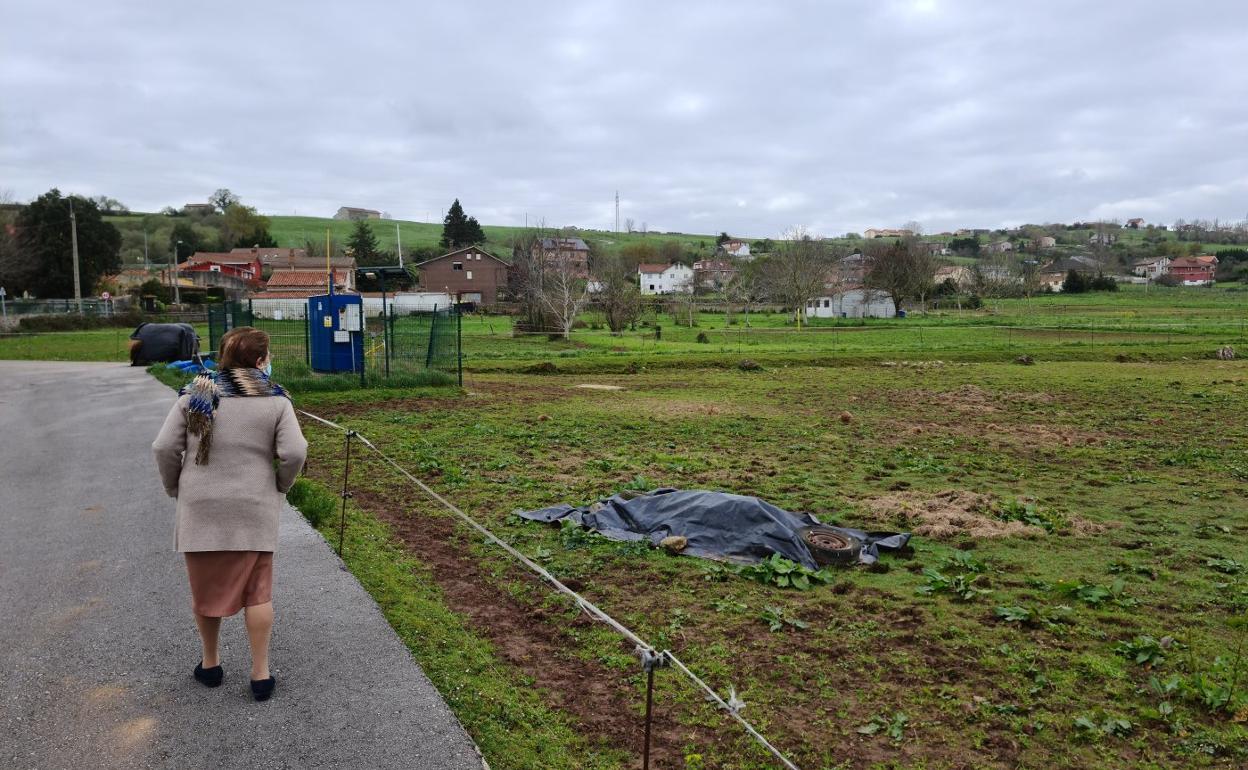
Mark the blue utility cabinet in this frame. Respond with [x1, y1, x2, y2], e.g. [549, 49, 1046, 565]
[307, 293, 364, 373]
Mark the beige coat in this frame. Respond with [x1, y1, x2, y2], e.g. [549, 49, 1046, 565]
[153, 394, 308, 552]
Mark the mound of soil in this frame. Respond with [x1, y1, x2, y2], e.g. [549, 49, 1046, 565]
[862, 489, 1047, 540]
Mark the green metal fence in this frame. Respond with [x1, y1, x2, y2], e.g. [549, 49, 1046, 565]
[208, 299, 461, 385]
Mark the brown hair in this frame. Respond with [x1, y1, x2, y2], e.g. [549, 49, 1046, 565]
[218, 327, 270, 369]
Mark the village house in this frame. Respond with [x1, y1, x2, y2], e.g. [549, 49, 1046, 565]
[181, 203, 216, 215]
[692, 259, 737, 290]
[863, 228, 914, 239]
[988, 240, 1013, 253]
[333, 206, 382, 221]
[1132, 256, 1171, 281]
[921, 241, 951, 256]
[831, 252, 868, 284]
[1126, 218, 1145, 229]
[638, 263, 693, 295]
[414, 245, 510, 306]
[181, 252, 263, 286]
[230, 247, 357, 278]
[1037, 236, 1057, 249]
[934, 264, 973, 289]
[717, 239, 751, 259]
[260, 268, 352, 299]
[535, 237, 590, 278]
[1037, 255, 1102, 291]
[1167, 255, 1218, 286]
[806, 288, 895, 319]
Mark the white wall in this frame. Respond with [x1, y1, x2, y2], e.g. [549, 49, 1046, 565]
[639, 265, 694, 295]
[806, 289, 896, 319]
[249, 291, 454, 320]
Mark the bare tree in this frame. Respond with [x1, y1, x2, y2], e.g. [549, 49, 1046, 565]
[863, 236, 937, 315]
[724, 261, 767, 327]
[763, 227, 833, 328]
[624, 218, 636, 234]
[596, 252, 642, 332]
[539, 250, 591, 339]
[507, 228, 547, 332]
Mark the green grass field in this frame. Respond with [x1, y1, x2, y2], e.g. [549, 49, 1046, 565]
[6, 287, 1248, 768]
[289, 359, 1248, 769]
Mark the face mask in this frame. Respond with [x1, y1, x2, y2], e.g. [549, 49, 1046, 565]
[263, 362, 272, 377]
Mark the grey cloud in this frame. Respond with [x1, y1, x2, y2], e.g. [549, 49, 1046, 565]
[2, 0, 1247, 236]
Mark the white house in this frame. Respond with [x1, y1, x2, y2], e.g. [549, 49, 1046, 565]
[806, 289, 896, 319]
[718, 239, 751, 259]
[1131, 256, 1171, 281]
[638, 262, 694, 295]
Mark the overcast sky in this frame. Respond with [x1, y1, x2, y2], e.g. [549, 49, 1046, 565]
[3, 1, 1246, 237]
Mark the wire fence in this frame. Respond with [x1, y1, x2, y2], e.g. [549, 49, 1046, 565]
[297, 408, 802, 770]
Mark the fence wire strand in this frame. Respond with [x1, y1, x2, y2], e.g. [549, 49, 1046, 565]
[295, 407, 802, 770]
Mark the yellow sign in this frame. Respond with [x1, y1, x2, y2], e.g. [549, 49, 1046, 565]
[323, 315, 332, 328]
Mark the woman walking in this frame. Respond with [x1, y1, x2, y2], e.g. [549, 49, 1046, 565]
[152, 327, 307, 701]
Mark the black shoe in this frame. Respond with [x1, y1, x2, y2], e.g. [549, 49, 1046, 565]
[193, 662, 223, 688]
[250, 676, 276, 701]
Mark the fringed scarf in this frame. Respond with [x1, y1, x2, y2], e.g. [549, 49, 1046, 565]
[181, 368, 289, 465]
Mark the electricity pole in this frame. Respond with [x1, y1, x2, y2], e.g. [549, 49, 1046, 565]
[69, 197, 83, 314]
[614, 190, 620, 233]
[396, 223, 403, 269]
[171, 239, 183, 306]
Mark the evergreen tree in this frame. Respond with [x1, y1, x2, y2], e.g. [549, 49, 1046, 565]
[347, 219, 381, 262]
[169, 222, 204, 263]
[13, 189, 121, 298]
[440, 199, 486, 249]
[1062, 269, 1088, 294]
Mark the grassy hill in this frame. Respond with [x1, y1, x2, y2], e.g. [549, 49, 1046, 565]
[105, 211, 740, 267]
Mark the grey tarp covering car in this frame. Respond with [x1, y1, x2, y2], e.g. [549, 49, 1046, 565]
[517, 488, 911, 569]
[129, 322, 199, 366]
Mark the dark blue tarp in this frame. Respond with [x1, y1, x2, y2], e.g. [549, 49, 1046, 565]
[129, 322, 198, 366]
[517, 488, 910, 568]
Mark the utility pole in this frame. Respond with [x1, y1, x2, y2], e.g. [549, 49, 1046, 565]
[615, 190, 620, 234]
[143, 230, 149, 270]
[69, 197, 83, 314]
[171, 239, 183, 306]
[396, 223, 403, 269]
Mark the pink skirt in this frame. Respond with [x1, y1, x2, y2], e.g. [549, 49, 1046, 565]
[184, 551, 273, 617]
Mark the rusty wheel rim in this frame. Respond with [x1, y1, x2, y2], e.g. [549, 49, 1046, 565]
[807, 531, 852, 551]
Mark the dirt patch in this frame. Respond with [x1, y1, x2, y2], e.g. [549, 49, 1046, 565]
[575, 383, 625, 391]
[916, 385, 1058, 415]
[334, 476, 724, 767]
[860, 490, 1047, 540]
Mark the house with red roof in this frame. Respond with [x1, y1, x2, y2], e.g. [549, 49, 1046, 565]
[259, 268, 354, 299]
[1167, 255, 1218, 286]
[181, 252, 263, 287]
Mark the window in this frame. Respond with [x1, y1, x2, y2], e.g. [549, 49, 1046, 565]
[649, 284, 655, 291]
[466, 270, 473, 280]
[452, 262, 463, 271]
[823, 299, 830, 308]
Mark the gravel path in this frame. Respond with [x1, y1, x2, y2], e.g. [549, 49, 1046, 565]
[0, 361, 484, 770]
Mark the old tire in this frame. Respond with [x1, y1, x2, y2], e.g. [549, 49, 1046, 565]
[798, 526, 862, 567]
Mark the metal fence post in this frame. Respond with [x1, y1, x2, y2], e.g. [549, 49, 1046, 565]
[337, 431, 356, 557]
[457, 308, 463, 387]
[425, 307, 438, 369]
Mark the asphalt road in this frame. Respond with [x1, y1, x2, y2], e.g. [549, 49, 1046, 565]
[0, 361, 485, 770]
